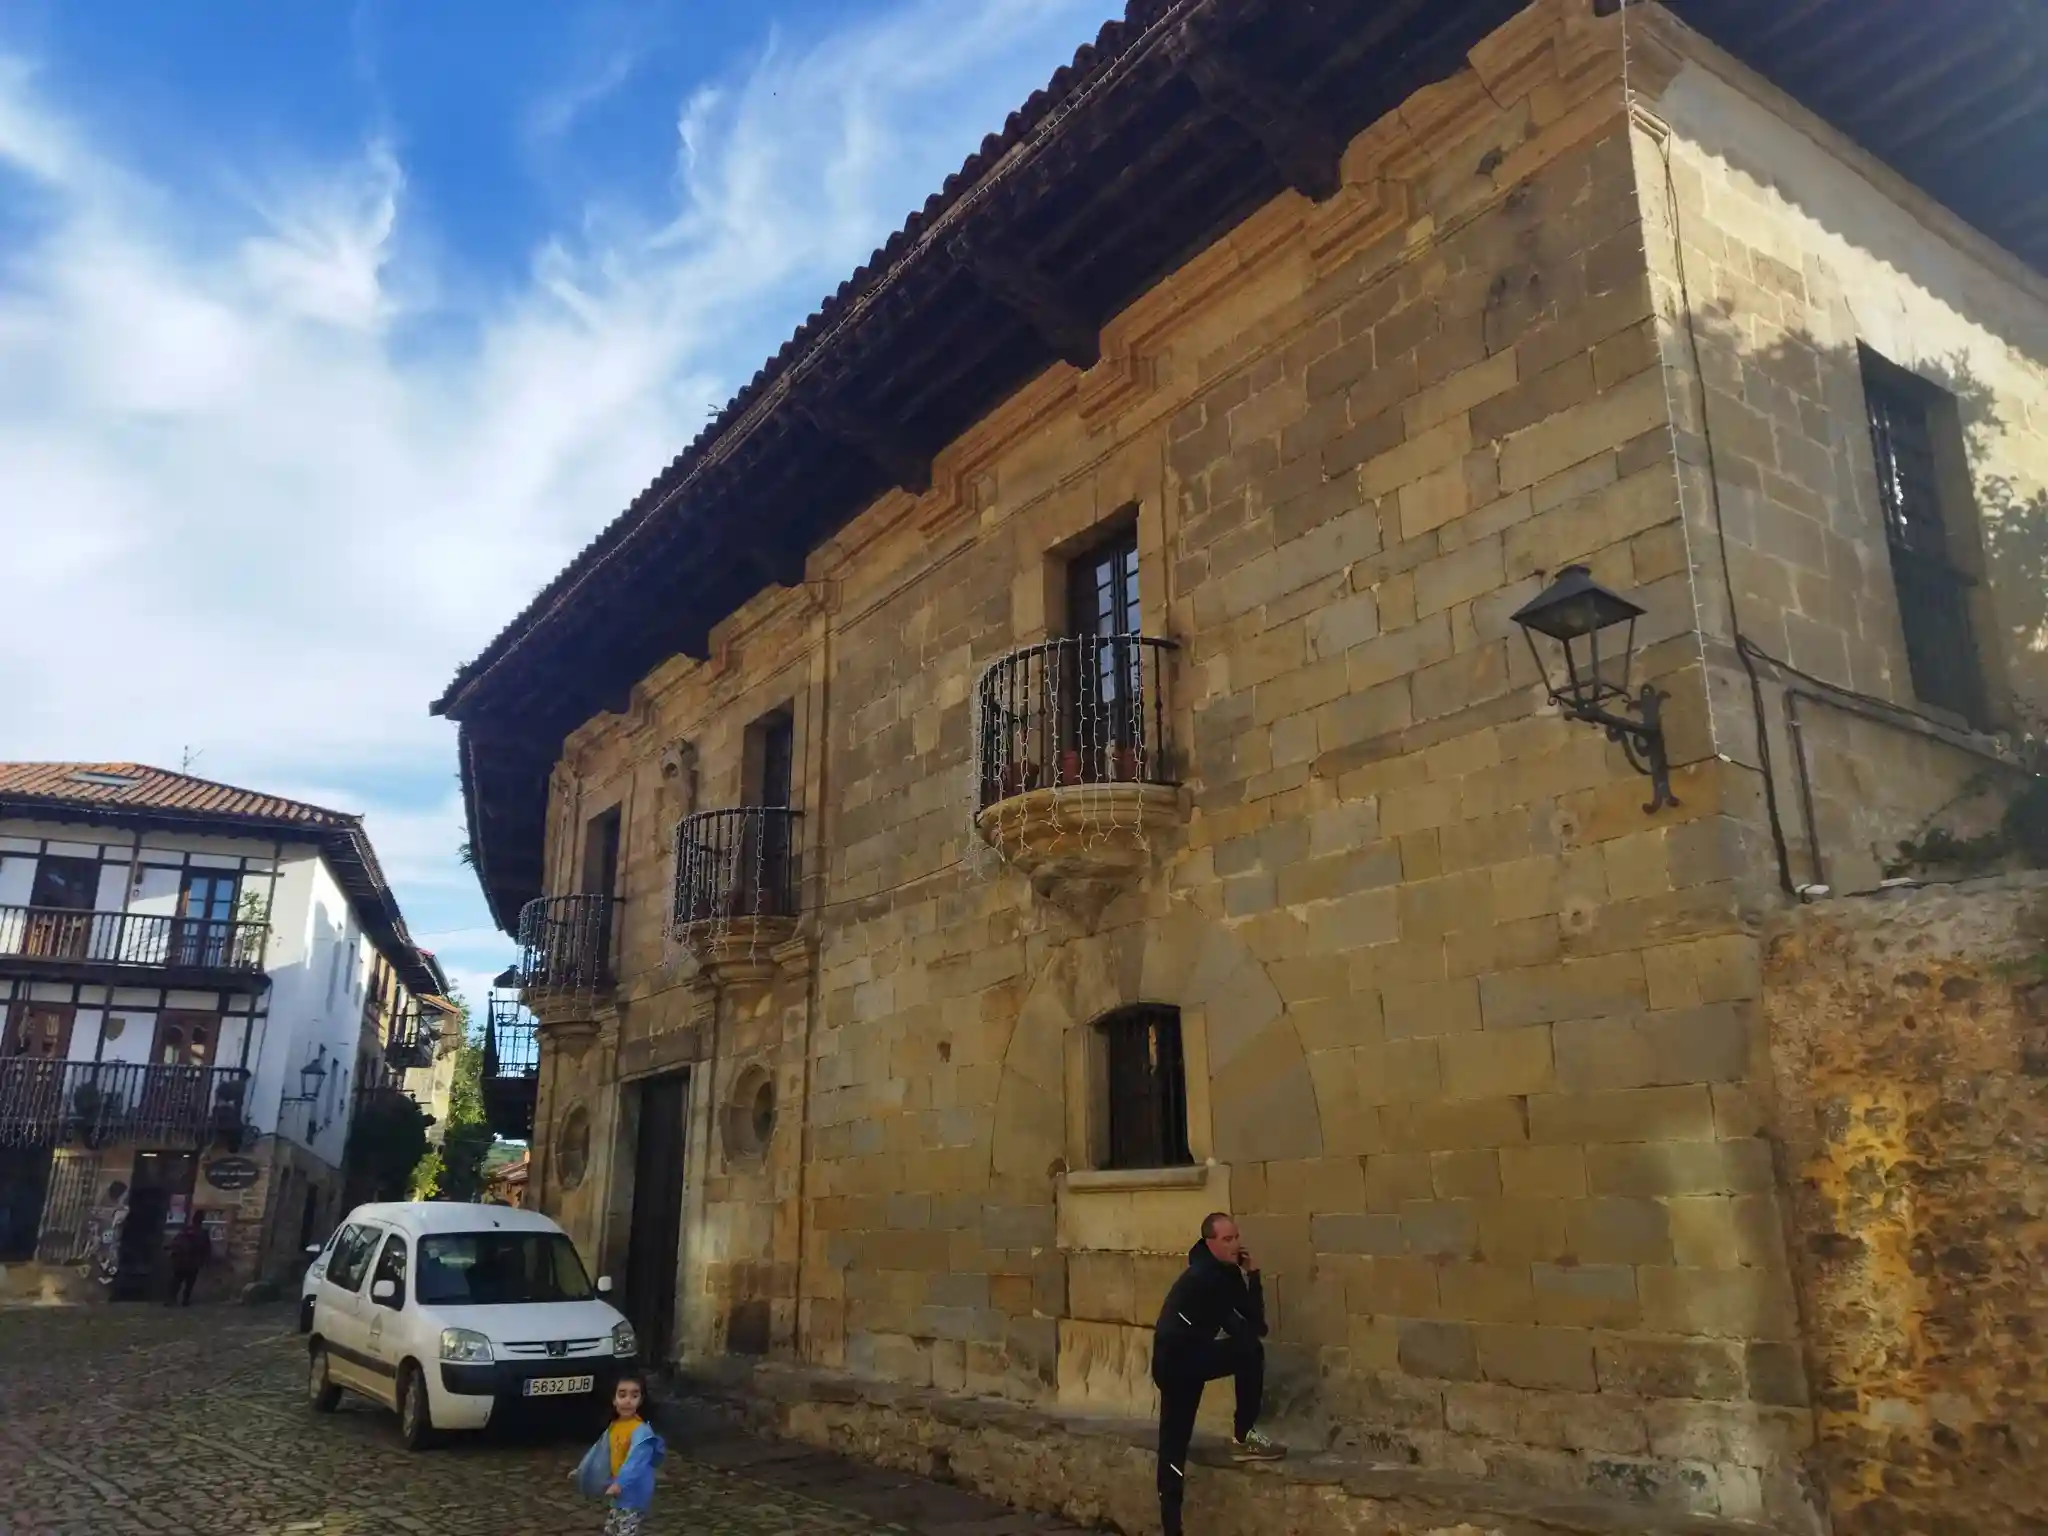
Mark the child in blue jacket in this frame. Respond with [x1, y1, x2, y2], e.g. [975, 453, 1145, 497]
[573, 1373, 666, 1534]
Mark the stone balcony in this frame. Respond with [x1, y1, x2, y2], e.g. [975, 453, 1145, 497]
[672, 807, 806, 988]
[975, 634, 1185, 927]
[513, 893, 618, 1045]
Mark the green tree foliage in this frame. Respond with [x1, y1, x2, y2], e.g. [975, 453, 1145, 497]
[347, 1090, 432, 1203]
[408, 988, 497, 1201]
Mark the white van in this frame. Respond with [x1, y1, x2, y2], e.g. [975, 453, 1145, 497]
[303, 1201, 636, 1449]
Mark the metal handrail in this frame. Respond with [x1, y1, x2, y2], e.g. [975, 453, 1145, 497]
[480, 991, 540, 1141]
[672, 807, 803, 929]
[514, 894, 617, 991]
[0, 1061, 251, 1149]
[976, 634, 1179, 811]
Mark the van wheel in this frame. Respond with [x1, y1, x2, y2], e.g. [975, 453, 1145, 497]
[307, 1345, 341, 1413]
[398, 1363, 438, 1451]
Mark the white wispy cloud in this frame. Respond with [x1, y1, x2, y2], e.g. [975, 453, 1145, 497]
[0, 0, 1108, 955]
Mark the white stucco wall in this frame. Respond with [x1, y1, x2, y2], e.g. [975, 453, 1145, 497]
[2, 815, 428, 1167]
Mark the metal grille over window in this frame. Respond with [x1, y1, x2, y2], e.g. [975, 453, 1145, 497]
[1863, 356, 1987, 726]
[1100, 1005, 1193, 1171]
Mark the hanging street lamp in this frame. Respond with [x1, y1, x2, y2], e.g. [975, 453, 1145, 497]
[1510, 564, 1678, 814]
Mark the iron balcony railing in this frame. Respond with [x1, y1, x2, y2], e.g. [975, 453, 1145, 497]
[0, 905, 267, 975]
[672, 808, 803, 929]
[515, 894, 617, 992]
[481, 990, 539, 1141]
[0, 1061, 251, 1150]
[976, 634, 1179, 811]
[383, 1004, 441, 1072]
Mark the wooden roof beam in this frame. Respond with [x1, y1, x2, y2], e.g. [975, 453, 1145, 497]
[736, 536, 810, 590]
[1174, 27, 1344, 204]
[797, 393, 934, 496]
[948, 235, 1101, 370]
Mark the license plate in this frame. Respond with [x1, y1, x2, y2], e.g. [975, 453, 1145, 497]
[523, 1374, 594, 1397]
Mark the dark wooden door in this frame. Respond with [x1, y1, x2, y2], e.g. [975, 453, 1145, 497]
[624, 1072, 689, 1367]
[0, 1149, 54, 1263]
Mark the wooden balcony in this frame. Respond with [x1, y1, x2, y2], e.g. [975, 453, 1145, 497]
[0, 905, 269, 990]
[383, 1004, 441, 1072]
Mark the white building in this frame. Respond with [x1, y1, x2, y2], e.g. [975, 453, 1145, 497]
[0, 762, 454, 1303]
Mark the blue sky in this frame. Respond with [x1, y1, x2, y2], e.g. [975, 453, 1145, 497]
[0, 0, 1113, 1007]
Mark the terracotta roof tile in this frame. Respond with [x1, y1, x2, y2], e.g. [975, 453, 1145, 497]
[0, 762, 356, 827]
[0, 762, 442, 998]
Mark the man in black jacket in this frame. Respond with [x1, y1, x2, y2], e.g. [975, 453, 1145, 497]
[1151, 1212, 1282, 1536]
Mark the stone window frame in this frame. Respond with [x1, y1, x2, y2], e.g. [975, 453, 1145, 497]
[1064, 998, 1217, 1193]
[1020, 497, 1171, 653]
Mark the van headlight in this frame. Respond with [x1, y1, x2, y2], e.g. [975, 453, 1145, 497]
[611, 1320, 638, 1358]
[439, 1328, 494, 1364]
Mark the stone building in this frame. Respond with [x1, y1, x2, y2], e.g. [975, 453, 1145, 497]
[438, 1, 2047, 1529]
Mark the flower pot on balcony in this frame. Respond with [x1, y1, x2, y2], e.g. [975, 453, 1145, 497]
[1058, 750, 1083, 786]
[1112, 745, 1142, 783]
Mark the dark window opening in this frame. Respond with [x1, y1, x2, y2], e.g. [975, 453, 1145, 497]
[748, 709, 796, 810]
[1099, 1005, 1193, 1172]
[1861, 349, 1989, 727]
[28, 856, 99, 911]
[581, 807, 623, 898]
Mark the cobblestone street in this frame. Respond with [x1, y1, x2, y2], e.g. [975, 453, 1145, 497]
[0, 1305, 1079, 1536]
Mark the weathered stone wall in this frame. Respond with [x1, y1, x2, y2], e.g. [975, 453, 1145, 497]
[1629, 9, 2048, 896]
[1762, 876, 2048, 1535]
[518, 2, 1848, 1525]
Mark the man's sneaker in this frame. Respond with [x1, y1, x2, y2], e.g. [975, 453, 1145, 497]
[1231, 1429, 1285, 1462]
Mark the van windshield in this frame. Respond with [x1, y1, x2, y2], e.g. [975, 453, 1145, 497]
[415, 1232, 595, 1306]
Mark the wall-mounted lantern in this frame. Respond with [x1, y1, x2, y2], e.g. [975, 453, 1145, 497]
[284, 1048, 329, 1135]
[1510, 564, 1677, 814]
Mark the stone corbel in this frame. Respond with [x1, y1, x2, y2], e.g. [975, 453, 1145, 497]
[678, 912, 811, 994]
[1076, 349, 1156, 431]
[977, 783, 1184, 936]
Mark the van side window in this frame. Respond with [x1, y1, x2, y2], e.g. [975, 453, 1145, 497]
[370, 1234, 408, 1309]
[326, 1224, 380, 1293]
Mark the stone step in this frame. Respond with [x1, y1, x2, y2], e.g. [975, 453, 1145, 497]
[669, 1361, 1773, 1536]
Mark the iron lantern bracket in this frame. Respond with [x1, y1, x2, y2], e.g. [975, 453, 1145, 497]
[1550, 683, 1679, 814]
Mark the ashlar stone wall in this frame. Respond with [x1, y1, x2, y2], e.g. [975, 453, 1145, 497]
[1628, 8, 2048, 897]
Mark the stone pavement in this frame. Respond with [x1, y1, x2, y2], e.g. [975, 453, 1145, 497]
[0, 1305, 1087, 1536]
